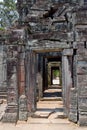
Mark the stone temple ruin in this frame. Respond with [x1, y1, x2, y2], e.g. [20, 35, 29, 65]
[0, 0, 87, 126]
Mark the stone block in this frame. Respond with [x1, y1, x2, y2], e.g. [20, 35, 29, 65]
[19, 95, 28, 121]
[78, 86, 87, 96]
[69, 88, 77, 123]
[76, 14, 87, 25]
[79, 113, 87, 126]
[77, 55, 87, 61]
[62, 49, 73, 56]
[69, 110, 77, 123]
[77, 75, 87, 84]
[6, 107, 18, 113]
[77, 61, 87, 74]
[76, 28, 87, 42]
[19, 95, 27, 108]
[19, 111, 28, 121]
[2, 113, 18, 123]
[78, 97, 87, 111]
[67, 32, 74, 41]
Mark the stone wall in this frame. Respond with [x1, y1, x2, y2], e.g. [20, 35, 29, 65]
[77, 43, 87, 125]
[0, 0, 87, 126]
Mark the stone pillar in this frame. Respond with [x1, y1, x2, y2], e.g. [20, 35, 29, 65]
[0, 45, 4, 86]
[62, 55, 68, 116]
[69, 54, 78, 123]
[26, 50, 37, 115]
[18, 46, 28, 121]
[3, 58, 18, 123]
[43, 58, 48, 90]
[62, 49, 73, 116]
[18, 46, 25, 96]
[48, 64, 51, 86]
[37, 54, 43, 99]
[25, 51, 30, 110]
[77, 42, 87, 126]
[59, 63, 62, 86]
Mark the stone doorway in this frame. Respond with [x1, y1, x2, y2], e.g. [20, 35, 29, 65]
[1, 0, 87, 126]
[2, 41, 77, 124]
[24, 46, 75, 122]
[32, 52, 64, 119]
[34, 51, 64, 119]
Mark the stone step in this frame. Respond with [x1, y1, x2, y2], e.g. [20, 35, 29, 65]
[0, 95, 7, 99]
[0, 92, 7, 95]
[32, 109, 54, 118]
[27, 117, 70, 124]
[0, 87, 7, 99]
[40, 97, 62, 101]
[48, 87, 62, 89]
[48, 111, 67, 119]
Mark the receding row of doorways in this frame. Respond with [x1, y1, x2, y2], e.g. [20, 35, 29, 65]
[33, 52, 64, 120]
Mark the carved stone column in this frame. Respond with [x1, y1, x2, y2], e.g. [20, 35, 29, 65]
[3, 46, 19, 123]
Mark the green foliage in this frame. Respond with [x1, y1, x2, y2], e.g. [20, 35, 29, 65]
[0, 0, 19, 29]
[53, 70, 60, 78]
[0, 27, 5, 31]
[3, 0, 16, 10]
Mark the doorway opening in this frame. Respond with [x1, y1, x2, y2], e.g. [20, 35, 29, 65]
[51, 67, 60, 85]
[33, 52, 65, 120]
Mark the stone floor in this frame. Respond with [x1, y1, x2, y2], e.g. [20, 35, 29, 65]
[27, 86, 68, 124]
[32, 87, 64, 119]
[0, 86, 87, 129]
[19, 86, 70, 124]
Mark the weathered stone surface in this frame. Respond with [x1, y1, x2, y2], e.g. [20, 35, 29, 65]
[69, 88, 77, 123]
[19, 95, 28, 121]
[2, 113, 18, 123]
[19, 111, 28, 121]
[29, 41, 72, 52]
[1, 0, 87, 126]
[77, 61, 87, 75]
[75, 9, 87, 25]
[62, 49, 73, 56]
[79, 114, 87, 126]
[77, 75, 87, 84]
[69, 112, 77, 123]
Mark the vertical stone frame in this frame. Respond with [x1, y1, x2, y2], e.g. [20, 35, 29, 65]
[17, 45, 28, 121]
[25, 50, 37, 115]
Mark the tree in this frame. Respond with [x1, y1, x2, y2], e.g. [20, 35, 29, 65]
[0, 0, 19, 30]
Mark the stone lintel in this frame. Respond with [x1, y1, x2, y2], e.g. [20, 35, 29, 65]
[29, 41, 72, 52]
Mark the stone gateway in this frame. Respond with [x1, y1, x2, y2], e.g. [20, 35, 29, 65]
[0, 0, 87, 126]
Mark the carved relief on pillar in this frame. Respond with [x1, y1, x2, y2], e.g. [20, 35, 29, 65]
[3, 45, 19, 123]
